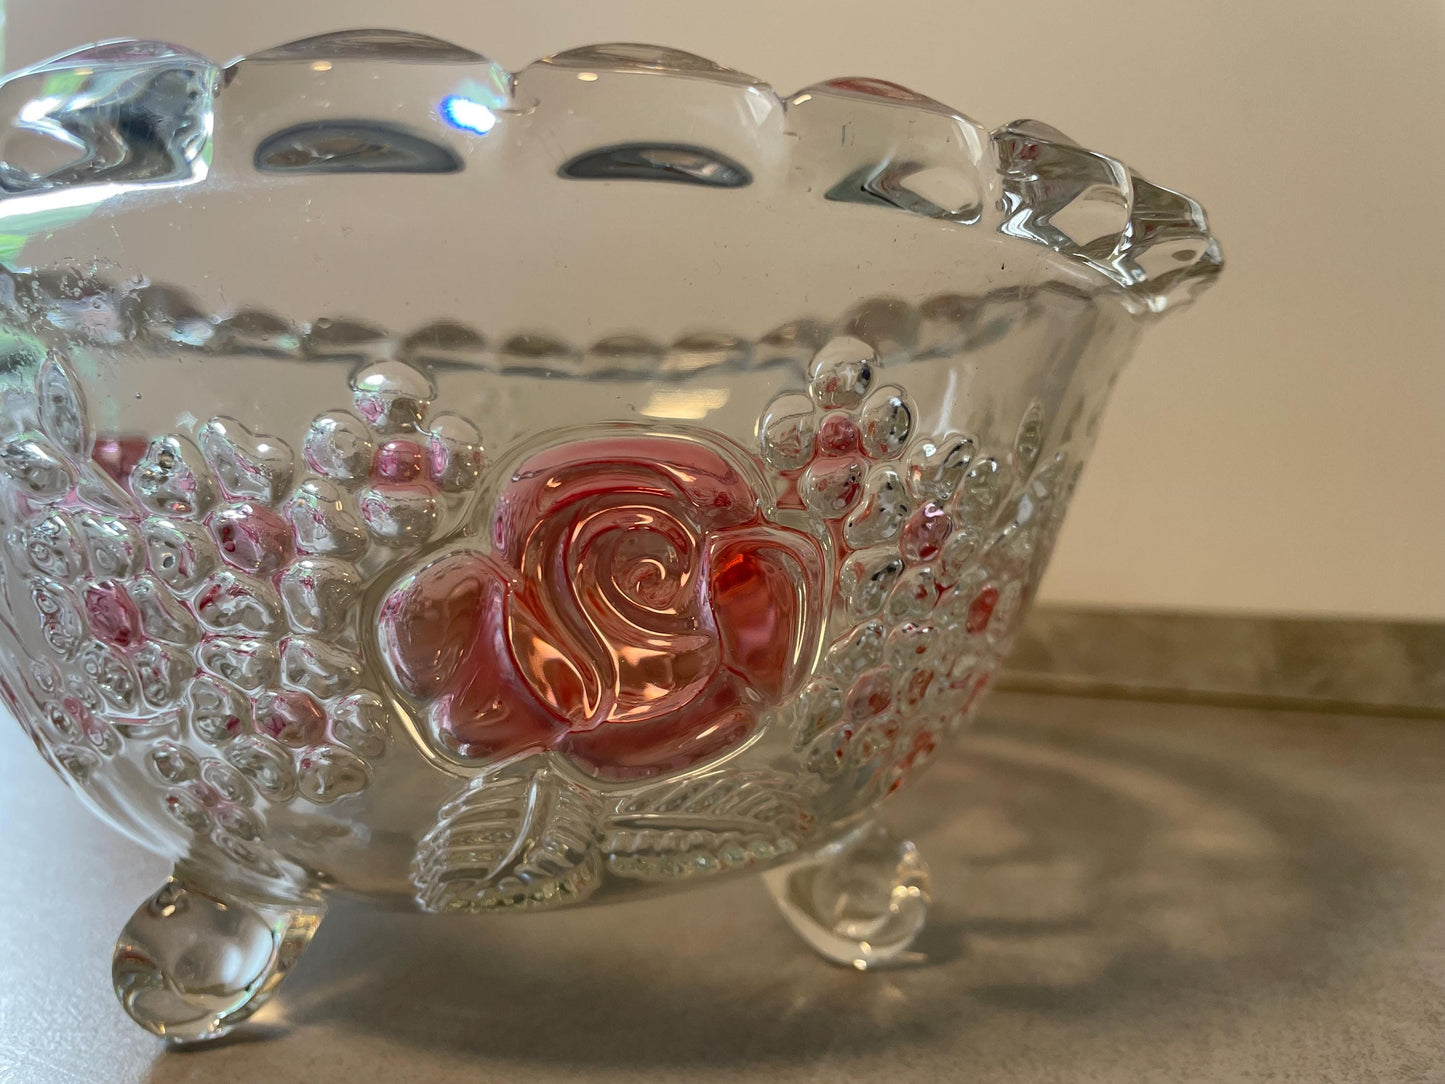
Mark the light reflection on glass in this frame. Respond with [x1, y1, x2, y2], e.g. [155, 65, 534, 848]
[0, 178, 207, 262]
[17, 96, 60, 123]
[439, 94, 496, 136]
[639, 387, 730, 420]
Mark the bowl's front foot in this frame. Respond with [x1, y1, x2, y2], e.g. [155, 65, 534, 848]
[111, 873, 325, 1043]
[763, 819, 932, 970]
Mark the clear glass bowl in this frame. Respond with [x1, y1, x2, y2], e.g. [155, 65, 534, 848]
[0, 30, 1221, 1041]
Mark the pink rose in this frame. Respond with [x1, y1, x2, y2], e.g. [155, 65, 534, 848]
[379, 434, 824, 779]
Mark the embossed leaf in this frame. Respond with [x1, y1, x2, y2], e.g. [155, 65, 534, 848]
[128, 575, 200, 646]
[198, 416, 294, 504]
[22, 511, 86, 578]
[36, 355, 92, 461]
[283, 479, 367, 559]
[74, 463, 135, 515]
[605, 769, 816, 881]
[76, 512, 143, 578]
[844, 466, 910, 549]
[0, 433, 74, 500]
[412, 758, 603, 912]
[129, 435, 216, 518]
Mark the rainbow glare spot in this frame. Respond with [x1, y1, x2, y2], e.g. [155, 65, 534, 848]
[439, 95, 497, 136]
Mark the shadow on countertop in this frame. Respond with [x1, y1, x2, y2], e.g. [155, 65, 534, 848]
[147, 695, 1445, 1080]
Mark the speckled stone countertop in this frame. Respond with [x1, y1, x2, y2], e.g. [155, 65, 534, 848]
[3, 691, 1442, 1083]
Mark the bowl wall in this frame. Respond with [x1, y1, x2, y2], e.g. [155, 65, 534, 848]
[0, 33, 1218, 912]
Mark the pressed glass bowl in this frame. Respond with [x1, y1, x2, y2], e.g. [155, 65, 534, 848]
[0, 30, 1221, 1041]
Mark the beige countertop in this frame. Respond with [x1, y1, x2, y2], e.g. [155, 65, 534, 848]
[2, 691, 1442, 1083]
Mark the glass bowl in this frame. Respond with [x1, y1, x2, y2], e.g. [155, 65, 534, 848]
[0, 30, 1221, 1041]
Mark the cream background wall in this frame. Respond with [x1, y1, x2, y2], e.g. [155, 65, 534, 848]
[11, 0, 1445, 618]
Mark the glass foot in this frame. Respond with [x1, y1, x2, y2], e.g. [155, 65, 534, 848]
[764, 820, 931, 970]
[111, 874, 324, 1043]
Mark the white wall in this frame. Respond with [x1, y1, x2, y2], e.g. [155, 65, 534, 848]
[11, 0, 1445, 619]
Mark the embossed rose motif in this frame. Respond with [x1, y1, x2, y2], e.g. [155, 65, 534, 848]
[378, 434, 826, 779]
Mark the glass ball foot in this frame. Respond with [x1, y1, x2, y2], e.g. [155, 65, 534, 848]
[764, 820, 931, 970]
[111, 874, 324, 1043]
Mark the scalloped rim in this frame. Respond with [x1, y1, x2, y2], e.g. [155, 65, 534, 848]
[0, 32, 1222, 315]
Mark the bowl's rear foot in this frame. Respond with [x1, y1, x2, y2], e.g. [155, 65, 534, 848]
[763, 820, 932, 970]
[111, 874, 325, 1043]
